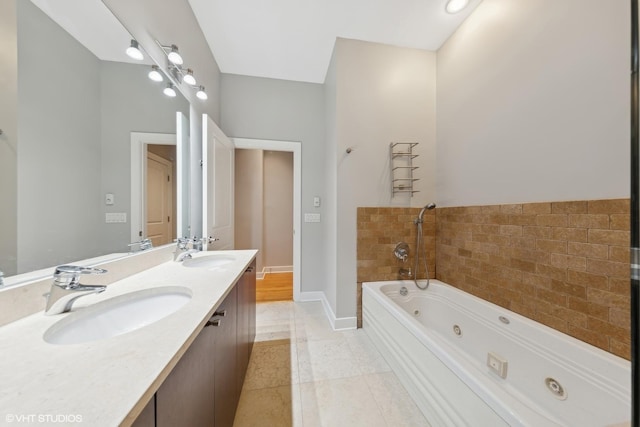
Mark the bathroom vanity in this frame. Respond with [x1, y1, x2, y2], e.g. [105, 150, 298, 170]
[0, 248, 257, 427]
[135, 257, 256, 427]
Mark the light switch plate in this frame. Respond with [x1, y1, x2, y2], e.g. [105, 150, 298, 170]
[304, 213, 321, 223]
[105, 213, 127, 223]
[313, 196, 321, 207]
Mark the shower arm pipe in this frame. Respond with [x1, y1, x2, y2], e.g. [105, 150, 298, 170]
[631, 0, 639, 424]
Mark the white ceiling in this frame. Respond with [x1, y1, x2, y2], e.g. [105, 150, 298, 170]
[30, 0, 482, 84]
[30, 0, 152, 65]
[189, 0, 482, 83]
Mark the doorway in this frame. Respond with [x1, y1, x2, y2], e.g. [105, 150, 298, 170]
[146, 146, 177, 246]
[235, 149, 293, 301]
[130, 132, 177, 244]
[232, 138, 302, 302]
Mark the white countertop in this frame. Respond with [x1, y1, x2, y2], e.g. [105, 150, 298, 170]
[0, 249, 257, 427]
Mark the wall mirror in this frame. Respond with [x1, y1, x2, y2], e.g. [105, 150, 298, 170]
[0, 0, 190, 284]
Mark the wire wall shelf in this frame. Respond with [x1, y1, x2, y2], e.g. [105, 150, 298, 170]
[390, 142, 419, 196]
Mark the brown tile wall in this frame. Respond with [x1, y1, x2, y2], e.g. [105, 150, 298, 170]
[356, 207, 436, 327]
[437, 199, 630, 359]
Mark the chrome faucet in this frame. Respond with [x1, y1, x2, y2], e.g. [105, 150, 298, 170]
[174, 236, 220, 261]
[174, 237, 199, 261]
[44, 265, 107, 315]
[394, 242, 410, 262]
[128, 238, 153, 252]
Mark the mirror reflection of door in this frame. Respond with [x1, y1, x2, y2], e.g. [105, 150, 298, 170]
[146, 146, 177, 246]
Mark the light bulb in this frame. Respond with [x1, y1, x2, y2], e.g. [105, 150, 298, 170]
[148, 65, 163, 82]
[126, 40, 144, 61]
[445, 0, 469, 13]
[196, 86, 208, 100]
[183, 69, 196, 86]
[167, 45, 183, 65]
[163, 83, 177, 97]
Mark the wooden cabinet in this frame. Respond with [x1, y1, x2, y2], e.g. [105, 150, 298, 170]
[133, 258, 256, 427]
[130, 397, 154, 427]
[213, 285, 238, 427]
[236, 260, 256, 390]
[156, 313, 216, 426]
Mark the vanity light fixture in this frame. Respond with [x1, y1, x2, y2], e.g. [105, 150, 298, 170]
[155, 40, 208, 102]
[148, 65, 164, 82]
[163, 83, 177, 97]
[445, 0, 469, 13]
[163, 44, 184, 65]
[126, 39, 144, 60]
[182, 69, 197, 86]
[196, 86, 208, 100]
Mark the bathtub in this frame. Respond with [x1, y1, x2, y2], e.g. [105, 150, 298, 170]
[362, 280, 630, 427]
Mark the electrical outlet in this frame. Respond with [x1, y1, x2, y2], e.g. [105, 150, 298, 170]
[487, 352, 508, 379]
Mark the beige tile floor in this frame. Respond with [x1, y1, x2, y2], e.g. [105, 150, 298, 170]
[233, 301, 431, 427]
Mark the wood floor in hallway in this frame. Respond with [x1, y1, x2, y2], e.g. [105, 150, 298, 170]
[256, 272, 293, 302]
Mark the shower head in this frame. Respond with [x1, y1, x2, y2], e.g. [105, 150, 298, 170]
[416, 202, 436, 223]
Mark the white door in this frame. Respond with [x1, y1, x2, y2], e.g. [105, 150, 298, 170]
[202, 115, 234, 250]
[146, 152, 173, 246]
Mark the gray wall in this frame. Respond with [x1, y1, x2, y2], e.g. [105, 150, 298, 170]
[17, 0, 103, 272]
[99, 61, 189, 253]
[329, 39, 437, 318]
[220, 74, 326, 294]
[436, 0, 629, 206]
[0, 0, 18, 276]
[9, 1, 189, 274]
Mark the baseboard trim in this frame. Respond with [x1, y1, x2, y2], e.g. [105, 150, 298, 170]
[298, 291, 357, 331]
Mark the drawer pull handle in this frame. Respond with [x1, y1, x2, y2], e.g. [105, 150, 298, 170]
[213, 310, 226, 317]
[206, 319, 221, 327]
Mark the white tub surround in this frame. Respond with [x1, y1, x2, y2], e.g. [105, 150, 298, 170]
[363, 280, 630, 427]
[0, 249, 257, 426]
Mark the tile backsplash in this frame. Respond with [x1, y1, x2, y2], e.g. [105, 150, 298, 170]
[356, 200, 631, 359]
[356, 207, 436, 327]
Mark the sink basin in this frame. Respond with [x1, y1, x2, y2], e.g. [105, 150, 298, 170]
[44, 286, 192, 345]
[182, 254, 235, 269]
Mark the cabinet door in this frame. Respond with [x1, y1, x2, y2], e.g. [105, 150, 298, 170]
[130, 397, 155, 427]
[156, 325, 216, 427]
[237, 259, 257, 391]
[213, 286, 238, 427]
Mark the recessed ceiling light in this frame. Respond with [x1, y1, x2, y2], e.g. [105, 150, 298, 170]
[445, 0, 469, 14]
